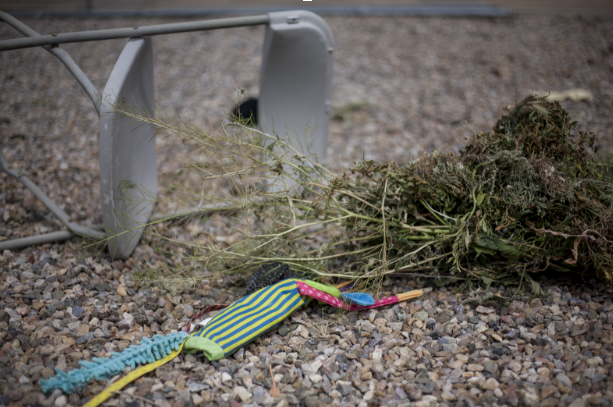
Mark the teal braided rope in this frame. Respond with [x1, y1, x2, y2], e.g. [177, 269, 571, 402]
[39, 332, 188, 394]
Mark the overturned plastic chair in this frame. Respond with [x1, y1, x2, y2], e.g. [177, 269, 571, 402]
[0, 10, 333, 259]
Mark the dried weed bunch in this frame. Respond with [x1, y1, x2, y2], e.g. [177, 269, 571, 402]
[336, 96, 613, 292]
[113, 95, 613, 294]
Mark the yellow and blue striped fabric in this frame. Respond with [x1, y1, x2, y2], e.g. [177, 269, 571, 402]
[189, 279, 305, 358]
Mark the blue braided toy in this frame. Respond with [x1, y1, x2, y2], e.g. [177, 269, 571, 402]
[39, 332, 188, 394]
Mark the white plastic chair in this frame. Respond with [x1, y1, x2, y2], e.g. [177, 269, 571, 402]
[0, 10, 334, 259]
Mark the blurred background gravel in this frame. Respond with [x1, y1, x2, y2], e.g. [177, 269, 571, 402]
[1, 14, 612, 239]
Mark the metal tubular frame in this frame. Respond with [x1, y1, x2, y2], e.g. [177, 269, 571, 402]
[0, 150, 104, 241]
[0, 14, 269, 51]
[0, 11, 102, 115]
[0, 11, 270, 251]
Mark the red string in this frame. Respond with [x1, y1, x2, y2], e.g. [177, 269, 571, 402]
[185, 304, 228, 334]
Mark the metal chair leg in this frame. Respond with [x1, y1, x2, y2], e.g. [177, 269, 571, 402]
[0, 149, 104, 250]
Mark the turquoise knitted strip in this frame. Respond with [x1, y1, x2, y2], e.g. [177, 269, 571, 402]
[39, 332, 188, 394]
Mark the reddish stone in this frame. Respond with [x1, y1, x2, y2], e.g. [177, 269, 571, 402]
[504, 383, 518, 398]
[535, 357, 549, 363]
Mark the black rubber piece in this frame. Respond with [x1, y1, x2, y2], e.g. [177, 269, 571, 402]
[245, 262, 315, 294]
[231, 97, 258, 126]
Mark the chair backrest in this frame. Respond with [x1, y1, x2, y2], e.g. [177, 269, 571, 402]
[99, 36, 157, 259]
[259, 10, 334, 189]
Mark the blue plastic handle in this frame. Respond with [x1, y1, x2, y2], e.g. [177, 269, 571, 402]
[341, 292, 375, 306]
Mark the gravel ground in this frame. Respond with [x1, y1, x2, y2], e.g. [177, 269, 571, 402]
[1, 13, 613, 407]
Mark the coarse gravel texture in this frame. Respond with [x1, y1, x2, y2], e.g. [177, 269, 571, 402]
[1, 13, 613, 407]
[2, 251, 613, 407]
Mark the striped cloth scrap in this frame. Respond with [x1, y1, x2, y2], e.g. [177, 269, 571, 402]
[185, 278, 306, 359]
[183, 278, 422, 360]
